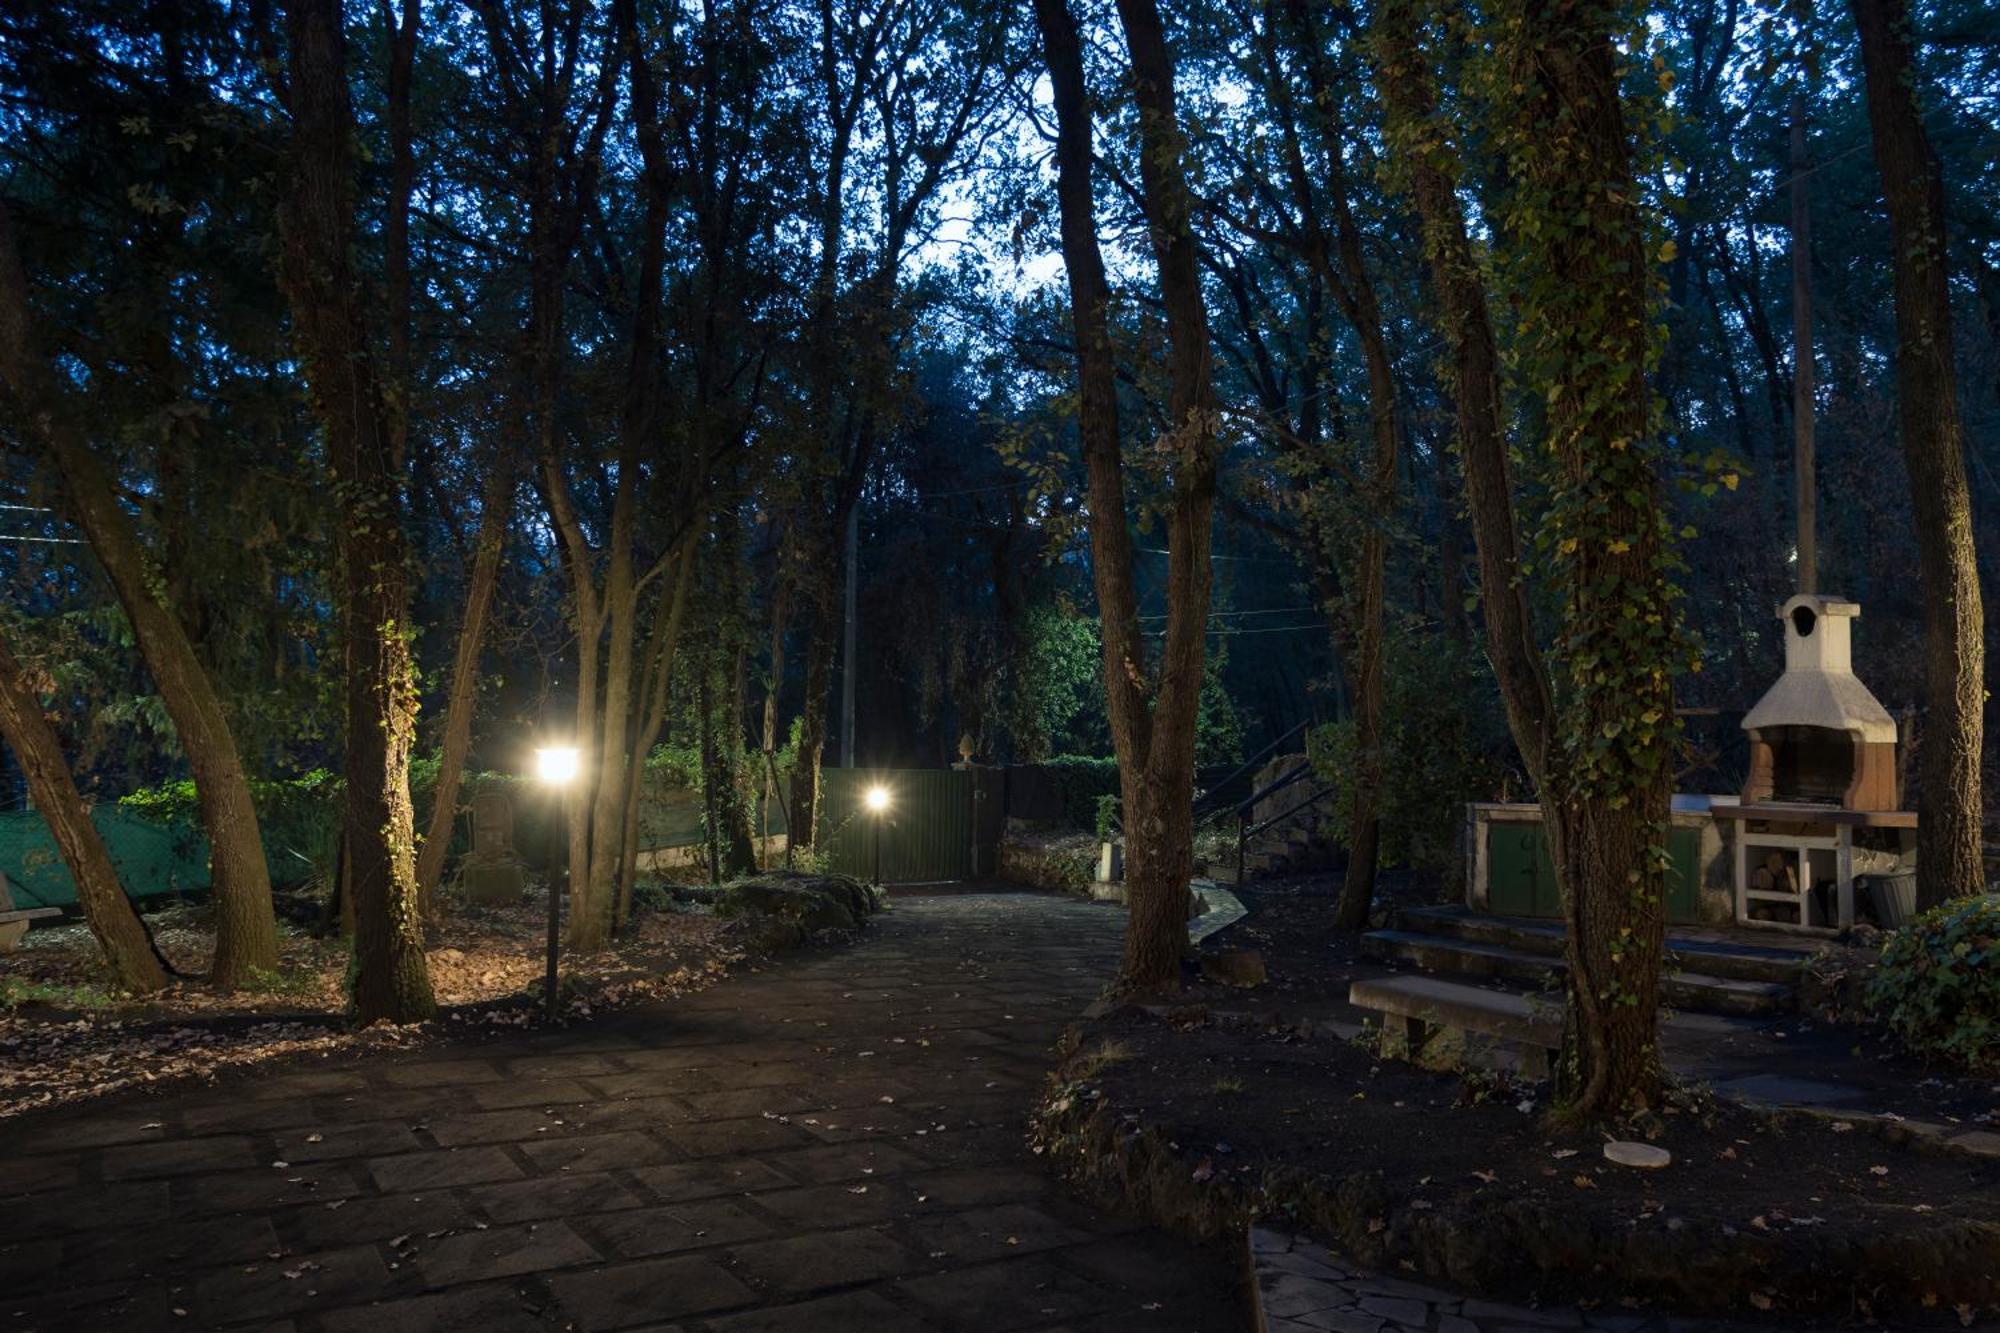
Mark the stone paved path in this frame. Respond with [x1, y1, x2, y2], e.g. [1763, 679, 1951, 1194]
[0, 891, 1247, 1332]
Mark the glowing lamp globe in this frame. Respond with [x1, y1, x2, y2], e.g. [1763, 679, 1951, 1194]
[865, 785, 890, 813]
[536, 746, 581, 787]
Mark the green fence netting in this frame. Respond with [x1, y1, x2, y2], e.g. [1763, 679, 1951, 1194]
[0, 808, 210, 909]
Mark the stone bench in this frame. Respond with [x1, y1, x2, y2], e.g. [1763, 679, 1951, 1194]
[1349, 975, 1562, 1080]
[0, 906, 62, 953]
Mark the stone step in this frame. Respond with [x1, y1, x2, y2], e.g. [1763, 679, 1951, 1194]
[1395, 904, 1814, 987]
[1359, 929, 1796, 1018]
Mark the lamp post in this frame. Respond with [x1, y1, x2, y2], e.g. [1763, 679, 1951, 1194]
[865, 783, 890, 887]
[535, 745, 580, 1022]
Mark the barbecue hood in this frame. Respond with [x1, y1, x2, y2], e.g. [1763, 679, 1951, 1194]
[1741, 594, 1899, 810]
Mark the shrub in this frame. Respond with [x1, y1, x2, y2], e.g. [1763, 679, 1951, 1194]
[1039, 755, 1121, 831]
[1867, 894, 2000, 1073]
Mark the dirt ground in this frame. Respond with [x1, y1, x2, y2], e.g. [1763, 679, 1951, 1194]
[1037, 873, 2000, 1324]
[0, 888, 745, 1120]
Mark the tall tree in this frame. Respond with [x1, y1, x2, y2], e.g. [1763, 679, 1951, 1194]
[276, 0, 434, 1023]
[1274, 0, 1404, 932]
[0, 198, 280, 989]
[1850, 0, 1984, 908]
[1034, 0, 1219, 989]
[1377, 0, 1678, 1115]
[0, 625, 166, 993]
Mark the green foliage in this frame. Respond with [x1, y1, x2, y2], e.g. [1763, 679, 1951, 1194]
[1305, 628, 1510, 880]
[121, 770, 341, 890]
[1038, 755, 1122, 831]
[1007, 602, 1104, 761]
[1094, 793, 1121, 841]
[1867, 895, 2000, 1073]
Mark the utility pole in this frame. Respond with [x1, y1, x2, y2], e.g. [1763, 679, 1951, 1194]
[839, 501, 858, 767]
[1790, 9, 1817, 593]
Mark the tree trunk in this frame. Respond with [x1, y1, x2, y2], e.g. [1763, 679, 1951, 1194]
[0, 200, 278, 990]
[0, 629, 167, 993]
[1034, 0, 1217, 992]
[1851, 0, 1985, 907]
[1268, 0, 1401, 929]
[790, 576, 838, 848]
[617, 545, 695, 927]
[1376, 0, 1671, 1117]
[415, 445, 516, 905]
[277, 0, 434, 1025]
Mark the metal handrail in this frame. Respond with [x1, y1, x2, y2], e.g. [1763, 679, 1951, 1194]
[1192, 719, 1312, 820]
[1236, 777, 1339, 883]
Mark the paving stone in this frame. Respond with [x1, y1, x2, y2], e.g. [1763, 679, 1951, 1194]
[195, 1244, 392, 1322]
[727, 1227, 929, 1296]
[0, 1152, 79, 1195]
[63, 1212, 281, 1283]
[467, 1168, 642, 1223]
[1262, 1272, 1350, 1319]
[761, 1141, 933, 1184]
[548, 1253, 754, 1327]
[285, 1190, 480, 1249]
[631, 1157, 795, 1201]
[367, 1145, 523, 1192]
[380, 1058, 504, 1087]
[320, 1282, 548, 1333]
[583, 1198, 777, 1258]
[275, 1120, 423, 1162]
[416, 1219, 599, 1287]
[680, 1085, 820, 1119]
[519, 1128, 677, 1171]
[465, 1076, 597, 1110]
[8, 893, 1242, 1333]
[900, 1167, 1047, 1207]
[507, 1052, 629, 1078]
[905, 1202, 1091, 1262]
[425, 1107, 563, 1146]
[896, 1254, 1115, 1327]
[0, 1180, 167, 1238]
[1356, 1294, 1430, 1326]
[702, 1286, 939, 1332]
[102, 1134, 260, 1179]
[750, 1181, 919, 1229]
[664, 1115, 817, 1158]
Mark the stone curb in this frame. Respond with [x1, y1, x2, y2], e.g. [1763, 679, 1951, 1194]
[1189, 878, 1247, 944]
[1744, 1100, 2000, 1163]
[1245, 1223, 1596, 1333]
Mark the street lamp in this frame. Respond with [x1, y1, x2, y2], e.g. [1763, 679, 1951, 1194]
[535, 746, 580, 1021]
[865, 783, 890, 887]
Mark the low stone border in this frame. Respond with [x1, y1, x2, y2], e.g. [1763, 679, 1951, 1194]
[1189, 878, 1247, 944]
[1748, 1101, 2000, 1164]
[1246, 1223, 1677, 1333]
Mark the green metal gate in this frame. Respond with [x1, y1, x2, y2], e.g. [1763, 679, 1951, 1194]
[818, 769, 972, 883]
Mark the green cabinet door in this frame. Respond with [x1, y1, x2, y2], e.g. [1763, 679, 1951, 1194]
[1487, 819, 1703, 924]
[1665, 826, 1701, 925]
[1487, 823, 1559, 918]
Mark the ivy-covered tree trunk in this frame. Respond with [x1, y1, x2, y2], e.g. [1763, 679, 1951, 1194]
[1485, 0, 1676, 1117]
[0, 199, 279, 990]
[277, 0, 433, 1025]
[1851, 0, 1985, 909]
[0, 629, 167, 994]
[1377, 0, 1674, 1117]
